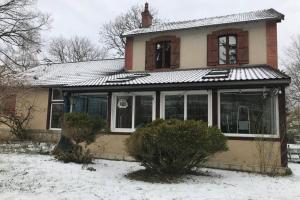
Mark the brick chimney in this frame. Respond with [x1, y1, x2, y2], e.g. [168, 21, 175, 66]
[141, 3, 152, 28]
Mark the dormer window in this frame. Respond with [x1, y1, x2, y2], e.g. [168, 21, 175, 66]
[155, 41, 171, 68]
[218, 35, 237, 65]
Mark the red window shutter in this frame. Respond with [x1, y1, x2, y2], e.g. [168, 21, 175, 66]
[207, 34, 218, 66]
[170, 37, 180, 69]
[145, 40, 154, 70]
[237, 31, 249, 64]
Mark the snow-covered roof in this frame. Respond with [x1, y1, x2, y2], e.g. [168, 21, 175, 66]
[66, 65, 290, 89]
[123, 8, 284, 37]
[22, 59, 125, 86]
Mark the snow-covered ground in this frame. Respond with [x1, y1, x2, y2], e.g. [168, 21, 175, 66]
[0, 153, 300, 200]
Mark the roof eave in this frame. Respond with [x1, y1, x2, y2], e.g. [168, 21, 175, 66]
[62, 78, 291, 92]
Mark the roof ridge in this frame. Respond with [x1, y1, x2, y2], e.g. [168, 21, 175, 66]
[154, 8, 273, 27]
[124, 8, 284, 36]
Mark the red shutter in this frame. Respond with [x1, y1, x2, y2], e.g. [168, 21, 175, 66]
[207, 34, 218, 66]
[237, 31, 249, 64]
[170, 37, 180, 69]
[145, 40, 154, 70]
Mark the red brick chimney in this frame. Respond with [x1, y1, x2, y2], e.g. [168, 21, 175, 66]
[141, 3, 152, 28]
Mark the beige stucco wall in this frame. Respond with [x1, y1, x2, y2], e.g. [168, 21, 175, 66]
[88, 134, 283, 172]
[17, 88, 49, 130]
[132, 21, 267, 71]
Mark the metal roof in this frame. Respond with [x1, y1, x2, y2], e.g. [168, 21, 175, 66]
[21, 59, 125, 86]
[123, 8, 284, 37]
[66, 65, 290, 89]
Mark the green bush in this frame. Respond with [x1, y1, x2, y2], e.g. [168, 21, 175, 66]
[64, 112, 107, 144]
[53, 113, 107, 164]
[126, 119, 227, 174]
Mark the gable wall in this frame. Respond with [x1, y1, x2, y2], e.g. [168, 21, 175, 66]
[132, 21, 267, 71]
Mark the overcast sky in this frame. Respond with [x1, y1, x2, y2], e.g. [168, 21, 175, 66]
[37, 0, 300, 67]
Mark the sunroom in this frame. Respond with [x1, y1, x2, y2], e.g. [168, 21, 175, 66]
[61, 65, 290, 139]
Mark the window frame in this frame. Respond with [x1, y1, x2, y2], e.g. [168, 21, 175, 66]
[51, 88, 64, 102]
[111, 92, 156, 133]
[218, 89, 280, 138]
[155, 40, 171, 69]
[218, 34, 237, 65]
[160, 90, 212, 126]
[49, 102, 64, 130]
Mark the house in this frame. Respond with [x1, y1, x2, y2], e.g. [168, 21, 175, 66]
[0, 4, 291, 173]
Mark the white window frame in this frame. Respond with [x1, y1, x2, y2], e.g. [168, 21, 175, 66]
[49, 102, 64, 130]
[49, 89, 64, 130]
[160, 90, 212, 126]
[218, 89, 280, 138]
[111, 92, 156, 133]
[51, 89, 64, 102]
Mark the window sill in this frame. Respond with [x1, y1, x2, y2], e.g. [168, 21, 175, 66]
[224, 133, 280, 138]
[111, 128, 134, 133]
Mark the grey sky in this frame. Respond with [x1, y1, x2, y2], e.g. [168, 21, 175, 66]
[37, 0, 300, 67]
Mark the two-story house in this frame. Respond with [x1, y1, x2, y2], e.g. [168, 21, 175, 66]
[1, 3, 290, 173]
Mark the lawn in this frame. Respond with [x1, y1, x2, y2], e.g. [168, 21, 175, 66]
[0, 153, 299, 200]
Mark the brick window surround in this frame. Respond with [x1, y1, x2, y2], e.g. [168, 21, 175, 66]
[145, 35, 180, 71]
[207, 28, 249, 66]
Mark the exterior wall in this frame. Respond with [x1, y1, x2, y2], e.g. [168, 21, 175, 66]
[132, 21, 267, 71]
[0, 88, 49, 131]
[18, 88, 50, 130]
[86, 134, 285, 172]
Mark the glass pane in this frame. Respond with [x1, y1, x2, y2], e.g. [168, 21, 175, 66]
[116, 96, 132, 128]
[165, 95, 184, 120]
[229, 36, 237, 64]
[155, 42, 163, 68]
[219, 36, 226, 64]
[73, 96, 87, 113]
[87, 96, 107, 119]
[220, 92, 277, 135]
[164, 42, 171, 68]
[51, 103, 64, 129]
[187, 95, 208, 122]
[73, 95, 107, 119]
[135, 96, 153, 128]
[52, 89, 63, 100]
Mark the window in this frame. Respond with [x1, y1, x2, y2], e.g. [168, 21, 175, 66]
[219, 90, 278, 136]
[219, 35, 237, 65]
[112, 92, 155, 132]
[73, 94, 108, 119]
[165, 95, 184, 120]
[155, 41, 171, 68]
[50, 89, 64, 129]
[145, 36, 180, 70]
[161, 91, 211, 124]
[50, 103, 64, 129]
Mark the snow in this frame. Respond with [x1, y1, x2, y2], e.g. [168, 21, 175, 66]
[0, 153, 300, 200]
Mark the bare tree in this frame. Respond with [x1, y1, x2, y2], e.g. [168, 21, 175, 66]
[0, 0, 49, 139]
[47, 36, 108, 63]
[99, 4, 161, 57]
[284, 35, 300, 107]
[0, 0, 49, 73]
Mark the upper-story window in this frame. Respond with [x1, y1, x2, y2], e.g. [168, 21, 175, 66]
[218, 35, 237, 65]
[155, 41, 171, 68]
[146, 36, 180, 70]
[207, 29, 248, 66]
